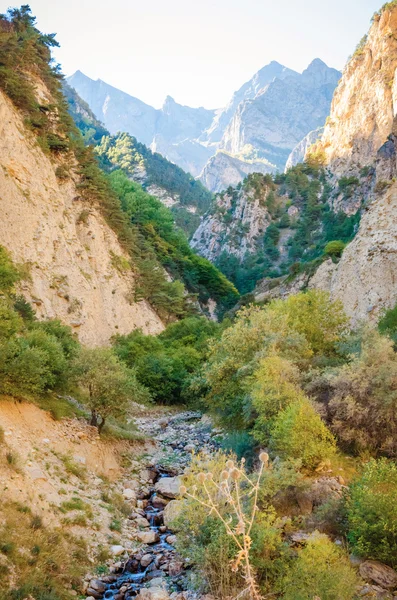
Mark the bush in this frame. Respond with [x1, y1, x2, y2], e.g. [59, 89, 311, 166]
[281, 532, 358, 600]
[324, 240, 345, 258]
[270, 399, 336, 470]
[346, 458, 397, 565]
[328, 329, 397, 457]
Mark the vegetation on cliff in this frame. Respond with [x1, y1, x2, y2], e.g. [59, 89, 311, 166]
[0, 5, 238, 321]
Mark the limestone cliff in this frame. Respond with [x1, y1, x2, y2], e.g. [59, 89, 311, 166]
[191, 183, 272, 263]
[315, 8, 397, 178]
[307, 5, 397, 323]
[0, 89, 163, 346]
[198, 150, 274, 194]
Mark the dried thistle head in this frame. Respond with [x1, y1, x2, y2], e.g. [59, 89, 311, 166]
[230, 467, 241, 481]
[259, 451, 269, 464]
[221, 469, 230, 481]
[197, 472, 207, 484]
[206, 472, 213, 480]
[179, 485, 187, 495]
[226, 459, 234, 469]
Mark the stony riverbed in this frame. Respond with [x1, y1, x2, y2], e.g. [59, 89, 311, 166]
[82, 411, 221, 600]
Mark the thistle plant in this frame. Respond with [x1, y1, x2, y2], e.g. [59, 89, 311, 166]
[180, 452, 269, 600]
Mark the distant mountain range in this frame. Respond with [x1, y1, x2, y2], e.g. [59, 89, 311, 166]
[67, 59, 340, 192]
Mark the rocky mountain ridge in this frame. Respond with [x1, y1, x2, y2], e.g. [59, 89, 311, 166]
[68, 60, 340, 192]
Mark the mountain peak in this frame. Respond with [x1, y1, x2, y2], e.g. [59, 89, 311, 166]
[306, 58, 329, 71]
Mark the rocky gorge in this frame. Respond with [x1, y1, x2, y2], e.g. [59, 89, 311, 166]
[79, 411, 397, 600]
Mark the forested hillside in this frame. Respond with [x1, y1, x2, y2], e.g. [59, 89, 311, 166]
[65, 87, 213, 237]
[192, 164, 360, 295]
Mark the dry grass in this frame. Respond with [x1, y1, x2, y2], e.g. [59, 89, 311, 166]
[0, 501, 89, 599]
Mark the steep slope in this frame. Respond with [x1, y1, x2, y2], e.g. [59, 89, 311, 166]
[67, 70, 158, 146]
[0, 8, 238, 341]
[202, 60, 297, 144]
[192, 163, 360, 296]
[66, 85, 214, 237]
[220, 59, 340, 170]
[285, 127, 324, 171]
[67, 71, 216, 175]
[0, 88, 163, 346]
[198, 150, 275, 194]
[314, 7, 397, 178]
[307, 3, 397, 323]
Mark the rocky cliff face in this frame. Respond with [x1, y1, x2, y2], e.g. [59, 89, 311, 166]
[198, 151, 274, 194]
[0, 89, 163, 346]
[202, 61, 297, 145]
[285, 127, 324, 171]
[306, 5, 397, 323]
[220, 60, 340, 170]
[315, 8, 397, 178]
[191, 183, 272, 263]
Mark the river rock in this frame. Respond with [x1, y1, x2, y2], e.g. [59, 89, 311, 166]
[152, 494, 169, 509]
[168, 560, 184, 576]
[137, 530, 160, 544]
[135, 516, 151, 528]
[154, 477, 181, 499]
[89, 580, 107, 593]
[137, 587, 170, 600]
[141, 553, 154, 567]
[86, 589, 104, 599]
[123, 488, 137, 502]
[110, 545, 125, 556]
[163, 500, 183, 531]
[166, 534, 177, 545]
[359, 561, 397, 589]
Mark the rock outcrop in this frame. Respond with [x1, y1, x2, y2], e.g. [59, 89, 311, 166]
[0, 89, 163, 346]
[198, 151, 274, 194]
[307, 5, 397, 323]
[315, 8, 397, 177]
[191, 180, 273, 263]
[219, 59, 340, 171]
[285, 127, 324, 171]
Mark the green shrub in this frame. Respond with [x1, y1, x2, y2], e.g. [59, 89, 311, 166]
[270, 399, 336, 470]
[328, 330, 397, 457]
[281, 532, 358, 600]
[324, 240, 346, 258]
[346, 458, 397, 565]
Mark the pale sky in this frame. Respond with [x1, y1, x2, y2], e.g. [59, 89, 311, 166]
[0, 0, 383, 109]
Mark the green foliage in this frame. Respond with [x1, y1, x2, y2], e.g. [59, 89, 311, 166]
[0, 6, 76, 156]
[281, 533, 358, 600]
[251, 355, 305, 444]
[0, 246, 20, 292]
[113, 316, 220, 404]
[378, 302, 397, 344]
[346, 458, 397, 565]
[73, 346, 150, 431]
[96, 132, 213, 226]
[201, 290, 345, 431]
[108, 170, 239, 316]
[269, 399, 336, 470]
[327, 330, 397, 457]
[324, 240, 346, 258]
[338, 177, 359, 197]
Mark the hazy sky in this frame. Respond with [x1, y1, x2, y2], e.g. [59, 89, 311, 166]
[1, 0, 382, 108]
